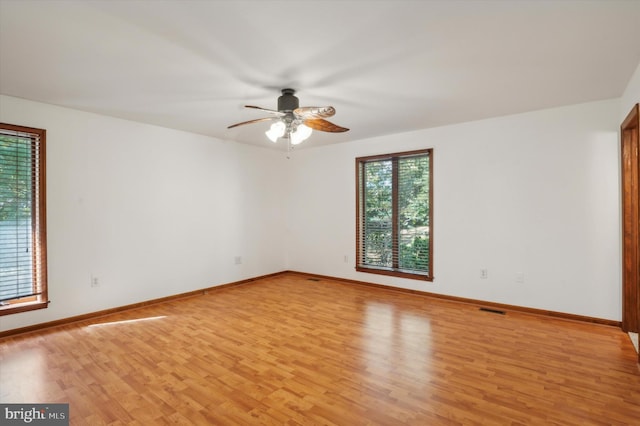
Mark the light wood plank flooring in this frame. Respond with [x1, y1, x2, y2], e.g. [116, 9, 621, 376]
[1, 273, 639, 425]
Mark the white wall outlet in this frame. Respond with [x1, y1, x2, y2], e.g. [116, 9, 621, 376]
[234, 256, 242, 265]
[343, 255, 349, 263]
[480, 269, 488, 279]
[516, 272, 525, 283]
[90, 275, 100, 287]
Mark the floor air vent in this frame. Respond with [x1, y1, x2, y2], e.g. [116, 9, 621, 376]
[479, 307, 505, 315]
[307, 278, 321, 282]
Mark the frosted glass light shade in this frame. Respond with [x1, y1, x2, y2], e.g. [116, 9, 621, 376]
[265, 121, 286, 142]
[290, 124, 312, 145]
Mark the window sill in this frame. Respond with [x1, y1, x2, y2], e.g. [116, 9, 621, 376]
[0, 300, 49, 316]
[356, 266, 433, 282]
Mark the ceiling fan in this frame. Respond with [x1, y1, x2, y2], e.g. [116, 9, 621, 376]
[227, 88, 349, 145]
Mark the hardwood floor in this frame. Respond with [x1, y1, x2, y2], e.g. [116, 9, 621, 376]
[1, 273, 639, 425]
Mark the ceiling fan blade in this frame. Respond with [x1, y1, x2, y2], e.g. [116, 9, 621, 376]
[303, 118, 349, 133]
[244, 105, 286, 116]
[294, 106, 336, 119]
[227, 117, 276, 129]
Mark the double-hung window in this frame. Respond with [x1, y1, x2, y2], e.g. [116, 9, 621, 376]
[0, 123, 48, 315]
[356, 149, 433, 281]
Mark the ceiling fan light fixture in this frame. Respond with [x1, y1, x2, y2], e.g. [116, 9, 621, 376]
[265, 121, 286, 142]
[290, 124, 312, 145]
[228, 88, 348, 148]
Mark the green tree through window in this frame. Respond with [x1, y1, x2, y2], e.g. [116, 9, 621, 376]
[356, 149, 433, 280]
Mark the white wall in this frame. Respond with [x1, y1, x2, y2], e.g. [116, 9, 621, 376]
[0, 95, 288, 332]
[621, 61, 640, 120]
[286, 99, 622, 321]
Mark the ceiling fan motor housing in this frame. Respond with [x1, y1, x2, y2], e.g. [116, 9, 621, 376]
[278, 88, 299, 112]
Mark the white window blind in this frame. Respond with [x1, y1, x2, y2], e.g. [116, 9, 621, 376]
[356, 149, 432, 280]
[0, 123, 47, 313]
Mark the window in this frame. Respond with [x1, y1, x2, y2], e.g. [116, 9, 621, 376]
[356, 149, 433, 281]
[0, 123, 47, 315]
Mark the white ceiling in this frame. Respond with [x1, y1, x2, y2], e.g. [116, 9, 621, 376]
[1, 0, 640, 150]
